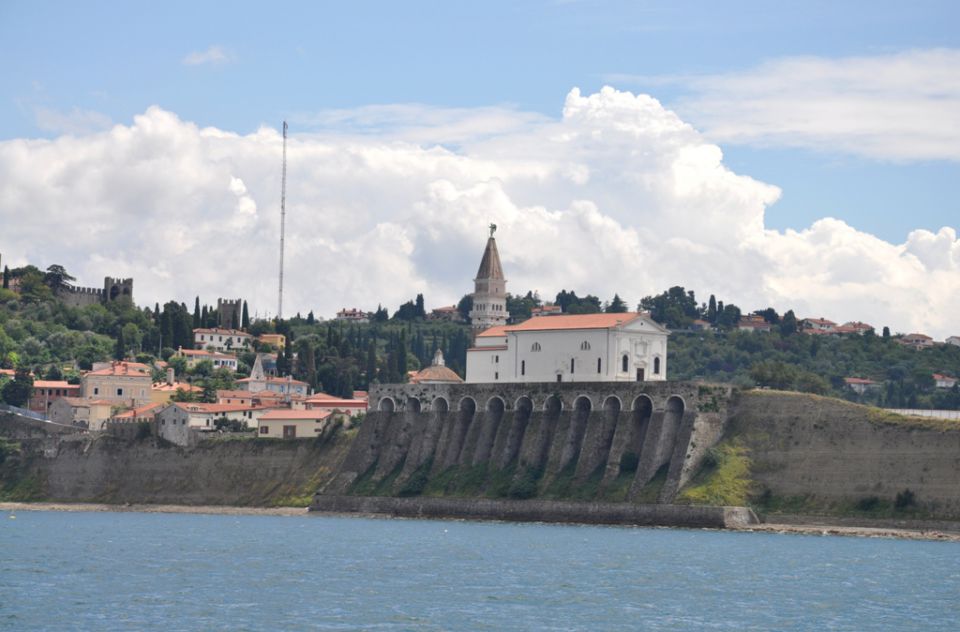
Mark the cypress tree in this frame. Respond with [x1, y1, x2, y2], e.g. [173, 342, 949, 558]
[2, 265, 8, 289]
[242, 301, 250, 329]
[707, 295, 717, 323]
[114, 327, 126, 361]
[193, 297, 201, 329]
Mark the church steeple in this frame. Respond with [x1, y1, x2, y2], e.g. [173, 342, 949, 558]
[469, 224, 509, 331]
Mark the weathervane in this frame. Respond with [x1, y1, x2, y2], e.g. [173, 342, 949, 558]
[489, 223, 497, 237]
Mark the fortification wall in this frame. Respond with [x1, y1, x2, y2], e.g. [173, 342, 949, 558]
[728, 391, 960, 516]
[323, 381, 734, 505]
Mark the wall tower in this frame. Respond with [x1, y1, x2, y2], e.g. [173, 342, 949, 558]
[469, 224, 509, 332]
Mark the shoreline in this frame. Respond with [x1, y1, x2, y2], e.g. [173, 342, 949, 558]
[4, 501, 960, 541]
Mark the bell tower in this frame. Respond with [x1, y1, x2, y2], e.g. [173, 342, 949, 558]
[469, 224, 509, 331]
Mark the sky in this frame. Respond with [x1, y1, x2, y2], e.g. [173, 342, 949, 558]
[0, 1, 958, 337]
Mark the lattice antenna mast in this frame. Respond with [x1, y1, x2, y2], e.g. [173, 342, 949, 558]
[278, 121, 287, 320]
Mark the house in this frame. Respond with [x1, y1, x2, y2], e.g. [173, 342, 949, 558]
[304, 392, 370, 415]
[193, 327, 252, 352]
[216, 389, 294, 407]
[111, 402, 163, 423]
[737, 315, 773, 332]
[835, 321, 874, 335]
[176, 348, 238, 372]
[48, 397, 113, 430]
[335, 308, 369, 323]
[946, 336, 960, 347]
[81, 361, 153, 407]
[531, 305, 562, 317]
[690, 319, 714, 331]
[156, 402, 276, 433]
[150, 368, 202, 405]
[899, 333, 934, 350]
[844, 377, 879, 395]
[258, 409, 335, 439]
[257, 333, 286, 351]
[933, 374, 958, 389]
[466, 312, 669, 384]
[28, 380, 81, 413]
[801, 317, 836, 333]
[427, 305, 464, 322]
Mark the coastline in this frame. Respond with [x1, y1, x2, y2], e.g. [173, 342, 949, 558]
[4, 501, 960, 541]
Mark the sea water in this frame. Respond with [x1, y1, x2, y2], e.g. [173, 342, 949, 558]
[2, 510, 958, 630]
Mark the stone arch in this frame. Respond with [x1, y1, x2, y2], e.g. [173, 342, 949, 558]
[472, 396, 506, 464]
[543, 394, 563, 413]
[498, 395, 533, 469]
[378, 397, 396, 413]
[603, 395, 623, 412]
[614, 394, 653, 476]
[458, 396, 477, 413]
[431, 396, 449, 413]
[405, 397, 421, 413]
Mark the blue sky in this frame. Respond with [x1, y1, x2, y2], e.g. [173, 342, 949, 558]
[1, 1, 958, 335]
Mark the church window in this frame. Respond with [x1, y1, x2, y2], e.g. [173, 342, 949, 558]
[495, 372, 499, 380]
[622, 355, 629, 372]
[580, 341, 591, 351]
[495, 355, 499, 363]
[571, 358, 575, 373]
[597, 358, 602, 373]
[116, 388, 123, 396]
[654, 357, 661, 374]
[531, 342, 541, 352]
[521, 360, 525, 376]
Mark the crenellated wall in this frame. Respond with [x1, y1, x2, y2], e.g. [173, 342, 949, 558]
[322, 381, 734, 504]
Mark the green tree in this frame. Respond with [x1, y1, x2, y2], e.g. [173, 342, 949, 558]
[606, 293, 628, 313]
[43, 264, 76, 294]
[780, 310, 798, 336]
[242, 301, 250, 329]
[114, 327, 126, 361]
[1, 368, 33, 407]
[193, 297, 201, 329]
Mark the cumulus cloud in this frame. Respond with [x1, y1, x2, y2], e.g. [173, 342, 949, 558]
[0, 88, 957, 338]
[182, 45, 233, 66]
[612, 48, 960, 162]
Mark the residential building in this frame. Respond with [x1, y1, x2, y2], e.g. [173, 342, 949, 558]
[801, 317, 836, 333]
[531, 305, 562, 317]
[304, 392, 370, 415]
[844, 377, 879, 395]
[111, 402, 163, 423]
[28, 380, 80, 414]
[150, 368, 202, 405]
[258, 409, 336, 439]
[257, 333, 286, 351]
[899, 333, 935, 350]
[836, 321, 874, 335]
[193, 327, 252, 352]
[466, 312, 669, 384]
[933, 374, 957, 389]
[81, 361, 152, 407]
[48, 397, 113, 430]
[738, 314, 773, 332]
[946, 336, 960, 347]
[156, 402, 275, 433]
[335, 308, 369, 323]
[176, 348, 239, 371]
[469, 226, 509, 331]
[427, 305, 464, 322]
[237, 354, 309, 396]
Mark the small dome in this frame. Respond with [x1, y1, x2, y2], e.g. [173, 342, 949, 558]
[411, 349, 463, 384]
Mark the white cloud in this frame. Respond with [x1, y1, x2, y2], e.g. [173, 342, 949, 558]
[34, 106, 113, 135]
[0, 89, 957, 338]
[182, 45, 233, 66]
[612, 48, 960, 162]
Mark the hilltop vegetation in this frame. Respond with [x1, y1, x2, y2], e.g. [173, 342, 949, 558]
[1, 263, 958, 409]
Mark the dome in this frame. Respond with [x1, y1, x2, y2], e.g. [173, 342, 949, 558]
[411, 350, 464, 384]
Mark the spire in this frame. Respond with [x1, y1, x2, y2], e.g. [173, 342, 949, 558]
[250, 353, 265, 381]
[475, 235, 505, 281]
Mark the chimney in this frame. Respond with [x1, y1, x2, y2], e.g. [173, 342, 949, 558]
[166, 368, 175, 386]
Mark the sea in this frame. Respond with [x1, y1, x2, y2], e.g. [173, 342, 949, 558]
[2, 510, 958, 631]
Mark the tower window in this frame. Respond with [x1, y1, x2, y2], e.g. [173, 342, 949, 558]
[597, 358, 602, 373]
[622, 355, 629, 372]
[580, 341, 591, 350]
[531, 342, 541, 352]
[654, 357, 661, 374]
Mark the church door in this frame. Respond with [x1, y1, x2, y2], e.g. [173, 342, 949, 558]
[636, 368, 645, 382]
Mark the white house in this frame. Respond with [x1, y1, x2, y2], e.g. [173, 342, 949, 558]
[933, 374, 957, 389]
[177, 348, 239, 372]
[466, 312, 669, 384]
[192, 328, 253, 352]
[258, 409, 336, 439]
[946, 336, 960, 347]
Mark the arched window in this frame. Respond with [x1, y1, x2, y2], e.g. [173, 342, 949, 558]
[521, 360, 525, 376]
[622, 354, 629, 372]
[653, 357, 661, 374]
[531, 342, 541, 352]
[580, 341, 591, 351]
[571, 358, 575, 373]
[597, 358, 602, 373]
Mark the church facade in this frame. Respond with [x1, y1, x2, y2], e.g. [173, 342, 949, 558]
[466, 312, 669, 384]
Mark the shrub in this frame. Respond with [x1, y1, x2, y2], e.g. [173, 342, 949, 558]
[856, 496, 880, 511]
[894, 489, 916, 510]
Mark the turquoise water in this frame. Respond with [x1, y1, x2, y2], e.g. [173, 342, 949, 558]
[2, 511, 958, 630]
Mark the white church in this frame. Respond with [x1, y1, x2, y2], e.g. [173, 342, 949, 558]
[465, 226, 669, 384]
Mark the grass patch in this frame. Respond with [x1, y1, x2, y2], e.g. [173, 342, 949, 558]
[678, 441, 753, 506]
[602, 470, 635, 502]
[397, 458, 433, 497]
[507, 466, 543, 499]
[486, 465, 516, 498]
[633, 463, 669, 503]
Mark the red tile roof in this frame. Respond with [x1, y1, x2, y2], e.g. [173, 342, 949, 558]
[260, 409, 331, 421]
[193, 328, 251, 336]
[86, 361, 151, 377]
[33, 380, 78, 389]
[504, 312, 644, 332]
[476, 325, 509, 338]
[113, 403, 163, 419]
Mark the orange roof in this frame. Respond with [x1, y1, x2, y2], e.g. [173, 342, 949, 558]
[113, 403, 163, 419]
[179, 349, 236, 359]
[476, 325, 509, 338]
[153, 382, 202, 392]
[260, 409, 331, 421]
[216, 389, 257, 399]
[237, 376, 308, 386]
[33, 380, 79, 389]
[176, 403, 264, 414]
[86, 361, 151, 377]
[504, 312, 644, 333]
[61, 397, 113, 407]
[844, 377, 877, 385]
